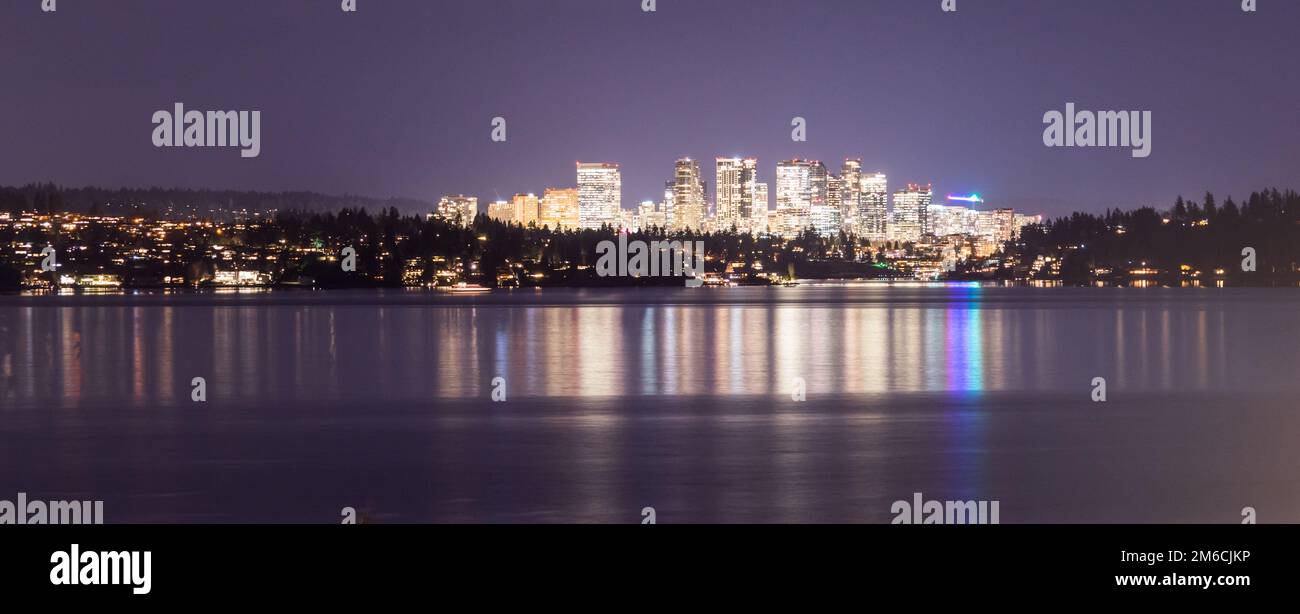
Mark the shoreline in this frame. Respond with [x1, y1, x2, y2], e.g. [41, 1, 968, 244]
[2, 280, 1296, 307]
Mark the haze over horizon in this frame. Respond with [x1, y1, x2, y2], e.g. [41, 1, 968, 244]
[2, 0, 1296, 218]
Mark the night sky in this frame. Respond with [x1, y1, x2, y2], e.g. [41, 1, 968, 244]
[2, 0, 1297, 218]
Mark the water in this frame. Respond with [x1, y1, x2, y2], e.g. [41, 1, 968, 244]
[1, 284, 1298, 523]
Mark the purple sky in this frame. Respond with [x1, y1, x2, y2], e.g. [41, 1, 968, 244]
[2, 0, 1297, 218]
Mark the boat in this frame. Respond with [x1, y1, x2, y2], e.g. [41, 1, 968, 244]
[437, 282, 491, 293]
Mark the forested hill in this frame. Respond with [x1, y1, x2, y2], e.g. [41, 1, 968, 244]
[0, 183, 433, 218]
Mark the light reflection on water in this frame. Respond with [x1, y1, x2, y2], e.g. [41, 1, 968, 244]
[0, 286, 1273, 408]
[0, 286, 1297, 523]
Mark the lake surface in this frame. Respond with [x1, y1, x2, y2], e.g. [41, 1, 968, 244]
[1, 284, 1298, 523]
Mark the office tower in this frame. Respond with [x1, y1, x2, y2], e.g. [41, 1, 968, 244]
[701, 180, 710, 220]
[807, 160, 838, 237]
[752, 182, 769, 235]
[928, 203, 950, 237]
[634, 200, 668, 232]
[839, 160, 862, 234]
[539, 187, 580, 230]
[715, 157, 760, 234]
[511, 193, 540, 227]
[715, 157, 743, 231]
[487, 200, 515, 224]
[775, 159, 815, 238]
[993, 208, 1016, 244]
[962, 206, 980, 236]
[618, 208, 636, 232]
[660, 181, 675, 224]
[974, 210, 997, 240]
[653, 197, 671, 229]
[928, 203, 968, 237]
[670, 158, 706, 231]
[1013, 213, 1042, 237]
[433, 195, 478, 227]
[577, 162, 621, 230]
[892, 183, 933, 242]
[823, 174, 842, 236]
[859, 172, 889, 240]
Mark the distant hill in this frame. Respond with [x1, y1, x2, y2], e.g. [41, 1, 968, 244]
[0, 183, 434, 218]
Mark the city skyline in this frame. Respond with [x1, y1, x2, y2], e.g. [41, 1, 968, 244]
[2, 0, 1296, 219]
[8, 184, 1287, 292]
[430, 154, 1038, 242]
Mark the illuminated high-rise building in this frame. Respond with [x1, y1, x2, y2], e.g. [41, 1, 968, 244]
[859, 172, 889, 240]
[511, 193, 540, 227]
[715, 157, 743, 230]
[775, 159, 814, 238]
[1013, 213, 1042, 237]
[928, 194, 979, 238]
[634, 200, 668, 232]
[892, 183, 933, 242]
[662, 181, 675, 222]
[825, 174, 842, 235]
[839, 160, 862, 234]
[487, 200, 515, 224]
[617, 208, 636, 232]
[993, 208, 1016, 244]
[539, 187, 580, 230]
[751, 182, 769, 234]
[433, 195, 478, 227]
[928, 203, 976, 237]
[973, 210, 996, 239]
[807, 160, 838, 237]
[670, 158, 706, 231]
[715, 157, 761, 233]
[577, 162, 621, 230]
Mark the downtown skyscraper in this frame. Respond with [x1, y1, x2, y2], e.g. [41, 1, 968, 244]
[715, 157, 766, 235]
[752, 182, 769, 235]
[807, 161, 835, 237]
[577, 162, 621, 230]
[670, 158, 706, 231]
[539, 187, 580, 230]
[892, 183, 933, 242]
[512, 193, 540, 227]
[859, 172, 889, 240]
[838, 159, 863, 235]
[775, 159, 814, 238]
[433, 195, 478, 228]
